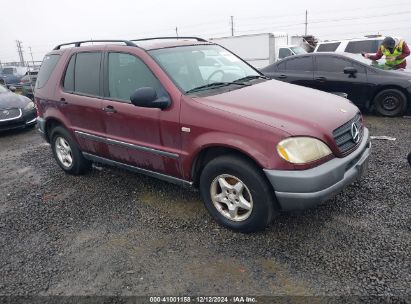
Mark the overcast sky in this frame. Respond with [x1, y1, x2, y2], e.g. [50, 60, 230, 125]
[1, 0, 410, 63]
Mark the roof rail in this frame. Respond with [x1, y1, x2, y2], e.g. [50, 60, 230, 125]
[53, 40, 137, 50]
[131, 37, 208, 43]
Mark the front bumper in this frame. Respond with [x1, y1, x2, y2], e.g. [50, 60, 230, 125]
[0, 108, 37, 132]
[264, 128, 371, 211]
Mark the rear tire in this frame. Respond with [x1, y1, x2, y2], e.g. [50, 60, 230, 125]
[199, 155, 277, 232]
[50, 126, 91, 175]
[374, 89, 407, 117]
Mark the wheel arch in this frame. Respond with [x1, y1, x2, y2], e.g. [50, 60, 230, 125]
[371, 85, 410, 108]
[190, 145, 264, 188]
[44, 117, 65, 142]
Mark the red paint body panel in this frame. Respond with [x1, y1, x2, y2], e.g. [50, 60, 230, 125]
[36, 42, 361, 183]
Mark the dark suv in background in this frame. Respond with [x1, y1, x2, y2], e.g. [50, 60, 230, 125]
[35, 38, 371, 232]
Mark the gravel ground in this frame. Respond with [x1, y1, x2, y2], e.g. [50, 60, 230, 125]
[0, 115, 410, 298]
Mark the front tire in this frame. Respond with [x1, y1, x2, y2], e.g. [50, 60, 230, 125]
[374, 89, 407, 117]
[199, 155, 277, 232]
[51, 126, 91, 175]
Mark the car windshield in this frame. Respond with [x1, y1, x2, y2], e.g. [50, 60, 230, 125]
[290, 47, 307, 55]
[0, 84, 8, 93]
[149, 45, 260, 92]
[2, 68, 14, 75]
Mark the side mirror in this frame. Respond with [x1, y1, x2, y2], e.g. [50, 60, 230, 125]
[130, 87, 170, 110]
[343, 67, 357, 76]
[9, 86, 16, 92]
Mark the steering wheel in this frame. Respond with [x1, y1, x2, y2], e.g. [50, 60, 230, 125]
[207, 70, 225, 84]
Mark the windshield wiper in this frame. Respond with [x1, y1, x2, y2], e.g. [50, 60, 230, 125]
[185, 81, 250, 94]
[233, 75, 271, 83]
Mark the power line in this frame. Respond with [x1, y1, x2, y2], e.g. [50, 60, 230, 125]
[231, 1, 410, 25]
[16, 40, 25, 66]
[309, 10, 411, 24]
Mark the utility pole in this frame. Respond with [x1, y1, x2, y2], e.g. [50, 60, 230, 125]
[304, 10, 308, 36]
[230, 16, 234, 36]
[28, 47, 35, 67]
[16, 40, 25, 66]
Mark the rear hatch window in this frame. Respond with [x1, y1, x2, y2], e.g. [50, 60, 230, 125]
[317, 42, 341, 52]
[345, 40, 383, 53]
[36, 54, 60, 89]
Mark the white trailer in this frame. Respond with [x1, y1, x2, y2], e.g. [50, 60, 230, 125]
[210, 33, 306, 68]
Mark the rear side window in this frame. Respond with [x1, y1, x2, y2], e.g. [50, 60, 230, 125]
[36, 54, 60, 88]
[317, 42, 341, 52]
[73, 52, 101, 96]
[286, 57, 313, 72]
[345, 40, 381, 53]
[63, 55, 75, 91]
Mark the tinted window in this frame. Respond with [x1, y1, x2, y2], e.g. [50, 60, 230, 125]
[286, 57, 313, 71]
[317, 42, 341, 52]
[36, 54, 60, 88]
[345, 40, 382, 53]
[108, 53, 162, 101]
[74, 52, 101, 96]
[316, 56, 366, 73]
[351, 61, 366, 74]
[279, 48, 292, 59]
[2, 68, 15, 75]
[317, 56, 353, 72]
[63, 55, 75, 92]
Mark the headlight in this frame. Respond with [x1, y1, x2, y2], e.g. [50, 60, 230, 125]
[24, 101, 35, 111]
[277, 137, 332, 164]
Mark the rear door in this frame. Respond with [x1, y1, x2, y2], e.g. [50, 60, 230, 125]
[101, 51, 182, 178]
[313, 55, 370, 106]
[268, 56, 315, 88]
[58, 51, 109, 157]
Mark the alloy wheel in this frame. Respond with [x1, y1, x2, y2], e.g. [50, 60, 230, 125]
[210, 174, 253, 222]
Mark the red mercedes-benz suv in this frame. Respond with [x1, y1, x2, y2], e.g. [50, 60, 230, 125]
[35, 37, 371, 232]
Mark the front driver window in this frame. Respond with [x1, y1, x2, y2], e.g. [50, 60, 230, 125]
[108, 53, 163, 102]
[317, 57, 352, 73]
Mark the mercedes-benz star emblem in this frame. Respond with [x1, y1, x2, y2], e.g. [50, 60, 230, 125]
[351, 123, 360, 143]
[2, 110, 9, 116]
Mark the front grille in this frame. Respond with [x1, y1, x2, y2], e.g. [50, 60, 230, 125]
[333, 113, 363, 154]
[0, 108, 22, 121]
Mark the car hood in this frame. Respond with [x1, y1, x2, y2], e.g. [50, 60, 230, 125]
[0, 92, 31, 109]
[194, 80, 359, 137]
[379, 68, 411, 77]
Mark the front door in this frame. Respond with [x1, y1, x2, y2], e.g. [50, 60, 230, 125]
[313, 55, 370, 106]
[101, 52, 181, 178]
